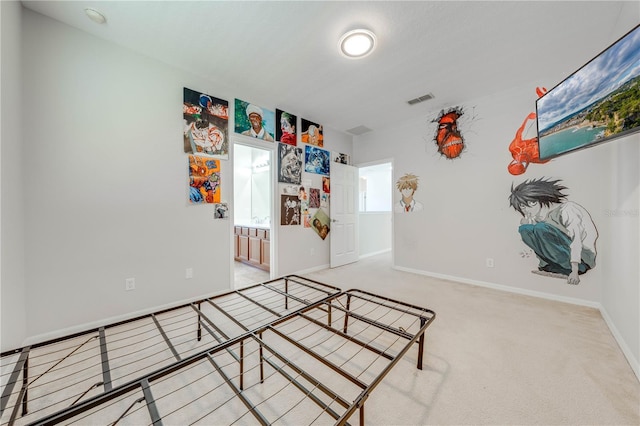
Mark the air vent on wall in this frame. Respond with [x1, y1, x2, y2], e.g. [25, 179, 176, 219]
[346, 125, 373, 135]
[407, 93, 435, 105]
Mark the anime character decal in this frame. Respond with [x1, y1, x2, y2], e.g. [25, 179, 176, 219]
[394, 173, 423, 213]
[509, 177, 598, 285]
[433, 107, 465, 159]
[507, 87, 550, 175]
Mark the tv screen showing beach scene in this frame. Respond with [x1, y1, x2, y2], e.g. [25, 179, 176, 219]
[536, 24, 640, 160]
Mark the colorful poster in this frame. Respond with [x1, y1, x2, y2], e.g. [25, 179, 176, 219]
[276, 109, 297, 146]
[189, 155, 221, 204]
[281, 195, 301, 225]
[309, 188, 320, 208]
[183, 87, 229, 159]
[301, 118, 323, 146]
[235, 99, 275, 141]
[278, 143, 303, 184]
[322, 176, 331, 193]
[311, 208, 330, 240]
[304, 145, 330, 176]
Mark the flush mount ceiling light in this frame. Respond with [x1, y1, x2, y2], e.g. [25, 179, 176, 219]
[339, 29, 377, 59]
[85, 8, 107, 24]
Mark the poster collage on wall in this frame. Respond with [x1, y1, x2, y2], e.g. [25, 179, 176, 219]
[183, 87, 349, 239]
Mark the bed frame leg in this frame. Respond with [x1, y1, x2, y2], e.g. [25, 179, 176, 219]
[417, 317, 426, 370]
[343, 294, 352, 334]
[197, 302, 202, 341]
[21, 355, 29, 416]
[259, 336, 264, 383]
[284, 278, 289, 310]
[240, 340, 244, 391]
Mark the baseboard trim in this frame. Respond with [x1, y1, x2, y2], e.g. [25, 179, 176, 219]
[599, 305, 640, 382]
[359, 249, 391, 259]
[295, 263, 331, 275]
[393, 265, 600, 308]
[21, 287, 233, 347]
[393, 264, 639, 383]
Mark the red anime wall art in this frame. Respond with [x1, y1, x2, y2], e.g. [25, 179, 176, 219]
[433, 107, 465, 159]
[507, 87, 550, 175]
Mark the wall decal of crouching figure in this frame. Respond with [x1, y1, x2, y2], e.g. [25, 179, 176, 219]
[509, 177, 598, 285]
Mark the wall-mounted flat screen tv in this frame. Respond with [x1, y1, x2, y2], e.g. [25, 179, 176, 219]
[536, 24, 640, 160]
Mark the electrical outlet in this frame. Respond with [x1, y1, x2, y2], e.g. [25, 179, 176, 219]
[125, 278, 136, 291]
[485, 258, 494, 268]
[186, 268, 193, 279]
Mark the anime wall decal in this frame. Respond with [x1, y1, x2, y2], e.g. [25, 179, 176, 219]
[509, 177, 598, 285]
[507, 87, 550, 175]
[433, 107, 465, 159]
[394, 173, 423, 213]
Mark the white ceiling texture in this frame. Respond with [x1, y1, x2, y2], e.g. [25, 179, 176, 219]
[21, 1, 639, 135]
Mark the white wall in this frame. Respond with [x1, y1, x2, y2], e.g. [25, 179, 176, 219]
[354, 83, 639, 376]
[359, 213, 392, 257]
[0, 0, 27, 350]
[0, 8, 352, 348]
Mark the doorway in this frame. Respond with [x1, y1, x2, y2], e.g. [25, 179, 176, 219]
[233, 142, 273, 287]
[357, 161, 393, 258]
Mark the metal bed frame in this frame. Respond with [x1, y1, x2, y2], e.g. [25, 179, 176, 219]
[1, 276, 436, 425]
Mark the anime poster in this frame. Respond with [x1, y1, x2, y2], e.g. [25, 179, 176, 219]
[311, 208, 330, 240]
[394, 173, 423, 213]
[234, 99, 275, 141]
[509, 177, 598, 285]
[189, 155, 221, 204]
[309, 188, 320, 208]
[322, 177, 330, 193]
[303, 215, 311, 228]
[298, 183, 310, 215]
[321, 193, 329, 209]
[305, 146, 330, 176]
[183, 87, 229, 159]
[277, 143, 303, 184]
[281, 195, 301, 225]
[276, 109, 297, 146]
[214, 203, 229, 219]
[333, 152, 350, 165]
[301, 118, 323, 147]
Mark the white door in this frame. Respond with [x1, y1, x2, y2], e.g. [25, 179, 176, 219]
[330, 162, 359, 268]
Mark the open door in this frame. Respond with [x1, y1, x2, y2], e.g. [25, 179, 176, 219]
[330, 162, 359, 268]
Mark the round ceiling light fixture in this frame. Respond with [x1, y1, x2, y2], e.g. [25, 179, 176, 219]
[85, 8, 107, 24]
[339, 29, 377, 59]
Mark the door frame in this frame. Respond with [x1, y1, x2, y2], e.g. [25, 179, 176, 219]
[354, 158, 394, 265]
[230, 137, 277, 289]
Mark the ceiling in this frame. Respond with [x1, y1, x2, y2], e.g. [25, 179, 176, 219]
[20, 1, 639, 135]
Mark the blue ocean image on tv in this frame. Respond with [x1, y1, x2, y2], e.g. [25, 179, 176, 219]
[536, 24, 640, 160]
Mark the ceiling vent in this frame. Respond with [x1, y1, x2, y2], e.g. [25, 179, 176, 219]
[346, 125, 373, 135]
[407, 93, 435, 105]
